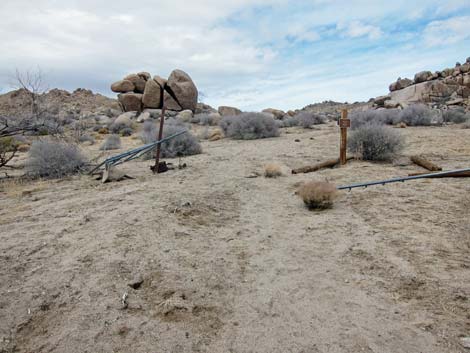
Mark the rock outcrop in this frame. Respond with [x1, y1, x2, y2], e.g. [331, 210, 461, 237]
[218, 106, 242, 116]
[376, 57, 470, 109]
[111, 69, 198, 113]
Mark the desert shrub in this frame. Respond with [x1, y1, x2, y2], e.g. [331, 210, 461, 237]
[274, 120, 285, 128]
[120, 127, 133, 136]
[110, 122, 133, 135]
[297, 181, 338, 210]
[0, 137, 20, 168]
[461, 116, 470, 129]
[220, 112, 279, 140]
[398, 104, 434, 126]
[282, 116, 299, 127]
[443, 108, 467, 124]
[350, 109, 400, 130]
[348, 124, 404, 161]
[264, 163, 282, 178]
[140, 119, 202, 158]
[25, 140, 87, 178]
[293, 111, 326, 128]
[78, 134, 95, 145]
[190, 113, 218, 126]
[100, 134, 121, 150]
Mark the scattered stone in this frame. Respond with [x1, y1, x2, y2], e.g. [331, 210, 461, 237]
[177, 110, 193, 122]
[136, 111, 151, 123]
[118, 93, 143, 112]
[128, 276, 144, 290]
[121, 292, 128, 309]
[384, 100, 400, 108]
[166, 69, 198, 111]
[114, 112, 135, 127]
[218, 106, 242, 116]
[163, 90, 182, 111]
[414, 71, 432, 84]
[111, 80, 135, 93]
[142, 79, 162, 108]
[262, 108, 285, 119]
[195, 102, 217, 114]
[460, 337, 470, 349]
[153, 75, 167, 88]
[124, 74, 146, 93]
[137, 71, 151, 80]
[374, 95, 390, 106]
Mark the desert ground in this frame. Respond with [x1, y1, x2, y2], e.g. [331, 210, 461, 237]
[1, 122, 469, 353]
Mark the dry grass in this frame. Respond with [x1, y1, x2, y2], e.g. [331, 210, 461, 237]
[297, 181, 338, 210]
[264, 163, 282, 178]
[208, 129, 224, 141]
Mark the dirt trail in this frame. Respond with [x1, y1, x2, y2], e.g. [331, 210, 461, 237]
[1, 123, 469, 352]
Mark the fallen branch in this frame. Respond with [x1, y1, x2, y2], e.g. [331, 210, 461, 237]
[410, 155, 442, 171]
[292, 157, 353, 174]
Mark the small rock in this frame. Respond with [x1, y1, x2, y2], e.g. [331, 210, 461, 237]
[460, 337, 470, 349]
[121, 292, 128, 309]
[128, 276, 144, 290]
[177, 110, 193, 122]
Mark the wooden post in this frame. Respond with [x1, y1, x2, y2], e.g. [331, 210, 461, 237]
[339, 109, 350, 165]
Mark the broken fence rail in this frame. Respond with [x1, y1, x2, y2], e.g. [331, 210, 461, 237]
[337, 167, 470, 191]
[89, 129, 188, 174]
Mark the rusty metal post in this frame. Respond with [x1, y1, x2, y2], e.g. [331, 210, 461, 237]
[339, 109, 350, 165]
[153, 105, 166, 173]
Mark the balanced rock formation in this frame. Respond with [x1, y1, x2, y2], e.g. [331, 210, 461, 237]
[376, 57, 470, 108]
[111, 69, 198, 113]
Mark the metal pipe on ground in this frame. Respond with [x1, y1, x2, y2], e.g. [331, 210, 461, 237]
[337, 168, 470, 191]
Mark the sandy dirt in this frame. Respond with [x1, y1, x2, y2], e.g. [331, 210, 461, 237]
[1, 122, 469, 353]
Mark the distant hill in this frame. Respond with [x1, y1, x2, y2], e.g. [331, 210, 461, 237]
[0, 88, 120, 118]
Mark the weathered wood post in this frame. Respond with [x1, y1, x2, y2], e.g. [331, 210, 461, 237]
[339, 109, 350, 165]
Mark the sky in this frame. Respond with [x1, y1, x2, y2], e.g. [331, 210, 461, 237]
[1, 0, 470, 111]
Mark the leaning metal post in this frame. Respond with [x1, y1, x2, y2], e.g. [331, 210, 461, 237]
[153, 105, 166, 173]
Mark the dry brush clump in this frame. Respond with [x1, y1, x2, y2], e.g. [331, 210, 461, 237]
[297, 181, 338, 210]
[220, 112, 279, 140]
[293, 111, 326, 128]
[279, 111, 326, 128]
[348, 124, 404, 161]
[190, 113, 219, 126]
[264, 163, 282, 178]
[442, 108, 468, 124]
[140, 119, 202, 158]
[25, 140, 87, 178]
[397, 104, 436, 126]
[100, 134, 121, 150]
[350, 109, 400, 129]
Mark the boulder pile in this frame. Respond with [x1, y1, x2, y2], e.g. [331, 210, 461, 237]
[111, 69, 198, 113]
[375, 57, 470, 109]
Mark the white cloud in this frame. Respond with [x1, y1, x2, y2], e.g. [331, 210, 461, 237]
[423, 16, 470, 47]
[336, 21, 383, 40]
[0, 0, 469, 110]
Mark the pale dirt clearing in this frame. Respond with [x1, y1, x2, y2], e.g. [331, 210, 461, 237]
[1, 123, 469, 353]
